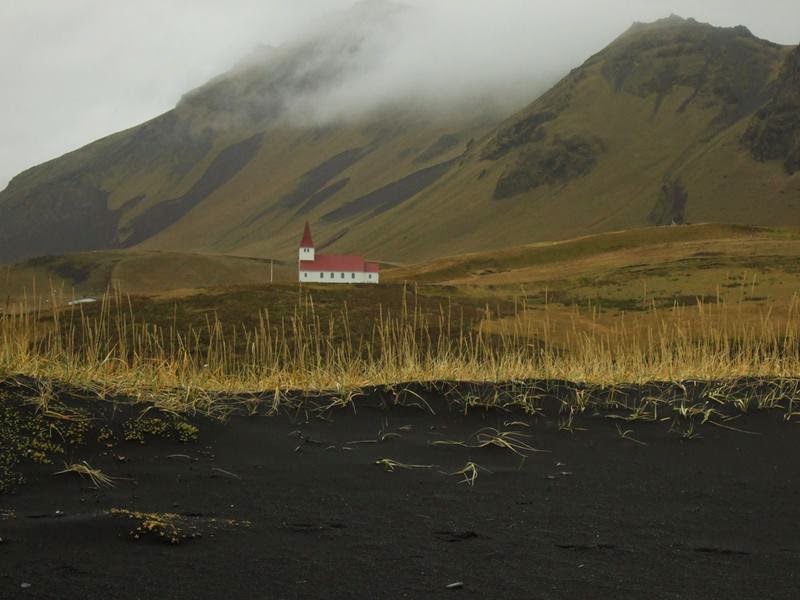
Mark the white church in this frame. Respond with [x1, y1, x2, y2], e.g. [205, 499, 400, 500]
[298, 221, 380, 284]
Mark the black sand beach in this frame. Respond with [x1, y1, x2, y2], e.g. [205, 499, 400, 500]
[1, 381, 799, 599]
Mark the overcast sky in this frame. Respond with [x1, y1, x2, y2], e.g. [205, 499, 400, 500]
[0, 0, 797, 191]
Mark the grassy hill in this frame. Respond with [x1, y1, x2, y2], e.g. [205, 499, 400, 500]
[6, 223, 799, 318]
[385, 223, 800, 313]
[1, 251, 294, 303]
[386, 223, 799, 282]
[0, 12, 797, 266]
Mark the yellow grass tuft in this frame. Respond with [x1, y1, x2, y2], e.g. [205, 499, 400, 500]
[449, 462, 490, 487]
[54, 461, 116, 488]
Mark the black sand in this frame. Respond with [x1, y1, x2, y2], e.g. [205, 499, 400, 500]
[1, 385, 799, 599]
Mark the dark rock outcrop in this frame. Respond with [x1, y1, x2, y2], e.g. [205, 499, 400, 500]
[743, 46, 800, 174]
[648, 177, 689, 225]
[481, 69, 585, 162]
[494, 135, 606, 199]
[481, 112, 556, 161]
[595, 16, 782, 127]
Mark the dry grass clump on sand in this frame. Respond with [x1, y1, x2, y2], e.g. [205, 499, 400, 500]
[54, 461, 116, 488]
[1, 286, 799, 412]
[449, 462, 491, 487]
[432, 427, 546, 457]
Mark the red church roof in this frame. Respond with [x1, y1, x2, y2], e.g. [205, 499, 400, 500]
[298, 222, 379, 274]
[299, 221, 314, 247]
[300, 254, 379, 273]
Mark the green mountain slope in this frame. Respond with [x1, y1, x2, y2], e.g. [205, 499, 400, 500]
[0, 1, 504, 265]
[0, 13, 797, 266]
[362, 16, 799, 262]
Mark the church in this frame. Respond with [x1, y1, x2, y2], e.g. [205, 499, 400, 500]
[298, 222, 380, 284]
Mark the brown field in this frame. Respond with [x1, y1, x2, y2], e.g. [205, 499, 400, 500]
[1, 225, 799, 404]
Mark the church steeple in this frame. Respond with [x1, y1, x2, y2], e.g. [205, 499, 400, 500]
[299, 221, 315, 262]
[300, 221, 314, 248]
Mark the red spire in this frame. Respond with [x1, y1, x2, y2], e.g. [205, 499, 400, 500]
[300, 221, 314, 247]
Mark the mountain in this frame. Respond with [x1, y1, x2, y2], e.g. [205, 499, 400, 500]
[0, 11, 798, 266]
[385, 16, 799, 260]
[0, 0, 511, 265]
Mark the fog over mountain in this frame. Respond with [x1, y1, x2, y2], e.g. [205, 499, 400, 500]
[1, 0, 798, 190]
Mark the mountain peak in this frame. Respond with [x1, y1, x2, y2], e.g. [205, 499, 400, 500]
[632, 14, 694, 28]
[478, 14, 790, 203]
[592, 14, 782, 127]
[627, 14, 753, 38]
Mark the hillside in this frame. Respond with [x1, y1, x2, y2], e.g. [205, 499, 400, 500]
[385, 222, 800, 293]
[0, 1, 507, 266]
[7, 223, 799, 312]
[374, 16, 799, 261]
[0, 11, 798, 265]
[1, 251, 294, 303]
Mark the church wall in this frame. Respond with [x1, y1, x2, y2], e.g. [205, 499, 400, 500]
[299, 271, 379, 284]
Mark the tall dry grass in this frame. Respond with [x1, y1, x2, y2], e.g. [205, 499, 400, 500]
[1, 286, 799, 401]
